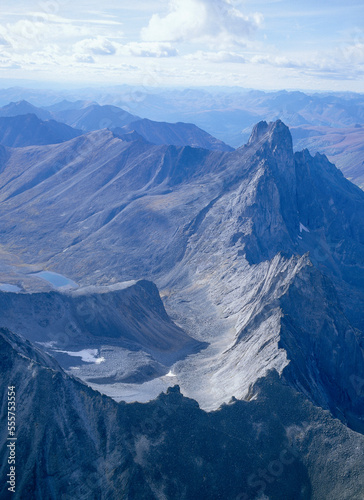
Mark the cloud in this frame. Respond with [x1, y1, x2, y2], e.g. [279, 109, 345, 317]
[0, 19, 91, 51]
[186, 50, 246, 63]
[141, 0, 263, 48]
[0, 56, 20, 69]
[73, 53, 95, 64]
[251, 51, 364, 81]
[0, 35, 10, 47]
[251, 54, 306, 69]
[342, 41, 364, 64]
[73, 36, 117, 56]
[73, 38, 178, 59]
[122, 42, 178, 58]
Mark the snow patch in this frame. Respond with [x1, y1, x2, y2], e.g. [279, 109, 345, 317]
[299, 222, 310, 233]
[36, 341, 58, 348]
[56, 349, 105, 364]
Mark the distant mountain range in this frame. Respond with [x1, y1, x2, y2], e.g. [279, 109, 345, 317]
[51, 103, 139, 131]
[115, 118, 233, 151]
[0, 99, 52, 121]
[0, 114, 83, 147]
[0, 100, 233, 151]
[0, 87, 362, 188]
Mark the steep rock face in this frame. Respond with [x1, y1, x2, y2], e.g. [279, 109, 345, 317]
[0, 327, 132, 500]
[291, 124, 364, 190]
[295, 149, 364, 288]
[236, 120, 299, 264]
[0, 281, 188, 347]
[278, 263, 364, 432]
[1, 328, 364, 500]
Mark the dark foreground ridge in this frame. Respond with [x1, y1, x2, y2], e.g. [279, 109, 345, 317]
[1, 327, 364, 500]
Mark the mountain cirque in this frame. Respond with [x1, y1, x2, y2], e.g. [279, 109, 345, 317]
[0, 118, 363, 498]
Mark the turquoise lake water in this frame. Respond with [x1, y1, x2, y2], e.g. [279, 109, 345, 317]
[34, 271, 78, 289]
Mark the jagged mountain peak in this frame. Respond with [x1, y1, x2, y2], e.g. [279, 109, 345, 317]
[247, 119, 292, 149]
[247, 119, 269, 144]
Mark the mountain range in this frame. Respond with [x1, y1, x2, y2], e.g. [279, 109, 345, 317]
[0, 88, 362, 188]
[291, 124, 364, 189]
[0, 119, 363, 408]
[0, 99, 363, 498]
[114, 118, 233, 151]
[0, 100, 232, 151]
[0, 114, 83, 147]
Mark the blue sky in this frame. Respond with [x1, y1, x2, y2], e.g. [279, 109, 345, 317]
[0, 0, 363, 91]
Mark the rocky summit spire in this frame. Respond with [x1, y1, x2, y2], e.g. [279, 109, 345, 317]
[246, 120, 298, 248]
[247, 119, 293, 153]
[247, 120, 269, 145]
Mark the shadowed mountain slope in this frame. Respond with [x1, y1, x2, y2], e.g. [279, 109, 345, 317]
[0, 114, 83, 147]
[1, 327, 364, 500]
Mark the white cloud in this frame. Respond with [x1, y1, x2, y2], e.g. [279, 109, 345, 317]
[0, 56, 20, 69]
[0, 19, 91, 51]
[251, 54, 304, 68]
[251, 50, 364, 81]
[342, 41, 364, 64]
[186, 50, 246, 63]
[74, 36, 117, 56]
[0, 35, 10, 47]
[141, 0, 263, 48]
[121, 42, 178, 58]
[73, 38, 177, 59]
[73, 53, 95, 64]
